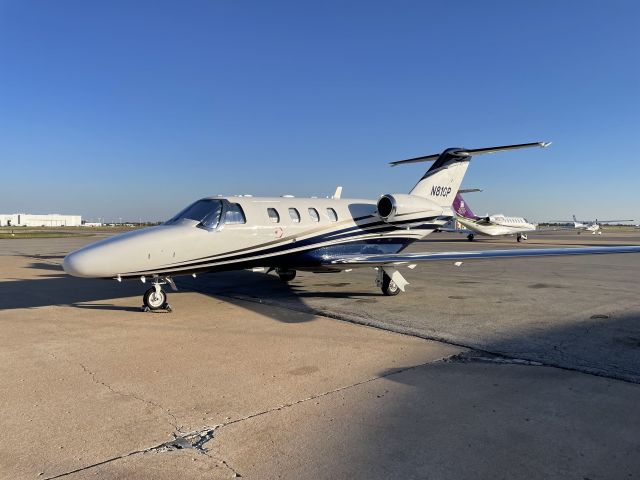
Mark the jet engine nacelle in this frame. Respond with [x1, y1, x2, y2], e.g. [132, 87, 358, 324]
[377, 193, 442, 223]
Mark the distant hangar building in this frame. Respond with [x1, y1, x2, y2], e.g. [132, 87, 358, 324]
[0, 213, 82, 227]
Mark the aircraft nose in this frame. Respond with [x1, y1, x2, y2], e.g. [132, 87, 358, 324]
[62, 250, 94, 277]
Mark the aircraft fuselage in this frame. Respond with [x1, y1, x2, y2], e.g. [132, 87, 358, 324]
[63, 196, 451, 279]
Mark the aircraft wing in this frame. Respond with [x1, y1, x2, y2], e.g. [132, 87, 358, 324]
[594, 220, 634, 223]
[330, 245, 640, 267]
[436, 226, 473, 234]
[553, 219, 633, 224]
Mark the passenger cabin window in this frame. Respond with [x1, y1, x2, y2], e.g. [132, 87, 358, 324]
[308, 208, 320, 222]
[289, 208, 301, 223]
[165, 199, 223, 230]
[327, 208, 338, 222]
[267, 208, 280, 223]
[224, 203, 246, 224]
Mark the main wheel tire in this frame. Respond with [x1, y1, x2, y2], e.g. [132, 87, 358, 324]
[467, 234, 475, 242]
[144, 287, 167, 310]
[277, 269, 297, 282]
[517, 235, 522, 242]
[381, 273, 401, 296]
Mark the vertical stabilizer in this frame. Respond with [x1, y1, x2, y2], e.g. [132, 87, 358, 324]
[409, 148, 470, 208]
[389, 142, 550, 209]
[453, 193, 477, 219]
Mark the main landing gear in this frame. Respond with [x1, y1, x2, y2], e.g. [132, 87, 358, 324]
[375, 268, 404, 296]
[276, 268, 297, 282]
[467, 233, 475, 242]
[516, 233, 527, 242]
[380, 273, 400, 296]
[141, 277, 174, 312]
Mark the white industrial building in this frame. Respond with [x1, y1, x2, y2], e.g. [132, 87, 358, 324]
[0, 213, 82, 227]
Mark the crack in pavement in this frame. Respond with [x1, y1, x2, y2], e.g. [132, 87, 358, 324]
[77, 362, 182, 433]
[42, 427, 223, 480]
[42, 353, 457, 479]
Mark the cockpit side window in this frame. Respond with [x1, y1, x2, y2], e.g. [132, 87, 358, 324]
[166, 199, 223, 228]
[200, 202, 224, 229]
[224, 203, 246, 225]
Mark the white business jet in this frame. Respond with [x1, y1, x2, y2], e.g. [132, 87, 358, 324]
[453, 192, 537, 242]
[63, 142, 640, 311]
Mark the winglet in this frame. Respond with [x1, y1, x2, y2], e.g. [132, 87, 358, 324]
[332, 186, 343, 199]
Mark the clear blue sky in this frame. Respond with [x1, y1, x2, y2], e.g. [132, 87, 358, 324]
[1, 1, 638, 222]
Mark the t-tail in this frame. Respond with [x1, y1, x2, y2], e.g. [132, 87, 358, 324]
[572, 214, 580, 227]
[390, 142, 551, 209]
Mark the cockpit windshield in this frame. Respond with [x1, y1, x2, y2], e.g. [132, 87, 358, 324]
[165, 199, 223, 229]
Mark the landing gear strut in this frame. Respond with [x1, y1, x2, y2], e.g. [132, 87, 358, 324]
[467, 233, 475, 242]
[516, 233, 527, 242]
[142, 278, 173, 312]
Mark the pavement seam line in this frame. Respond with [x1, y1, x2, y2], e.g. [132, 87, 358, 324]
[41, 353, 454, 479]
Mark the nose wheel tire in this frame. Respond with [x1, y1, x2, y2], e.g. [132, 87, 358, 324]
[467, 234, 475, 242]
[143, 287, 168, 311]
[381, 273, 401, 296]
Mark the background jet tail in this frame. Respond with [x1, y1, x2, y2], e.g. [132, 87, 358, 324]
[573, 214, 580, 227]
[453, 193, 478, 219]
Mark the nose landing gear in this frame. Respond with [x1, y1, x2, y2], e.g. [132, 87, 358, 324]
[141, 277, 174, 312]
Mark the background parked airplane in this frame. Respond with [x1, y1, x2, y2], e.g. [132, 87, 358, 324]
[452, 191, 536, 242]
[568, 215, 634, 234]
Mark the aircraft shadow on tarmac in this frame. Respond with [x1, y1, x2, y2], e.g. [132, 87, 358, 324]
[2, 256, 640, 383]
[2, 258, 374, 319]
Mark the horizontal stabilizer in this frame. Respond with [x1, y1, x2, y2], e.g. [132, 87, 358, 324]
[390, 142, 550, 166]
[458, 188, 482, 194]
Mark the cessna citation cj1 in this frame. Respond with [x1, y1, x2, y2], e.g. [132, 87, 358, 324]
[452, 192, 537, 242]
[63, 142, 640, 311]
